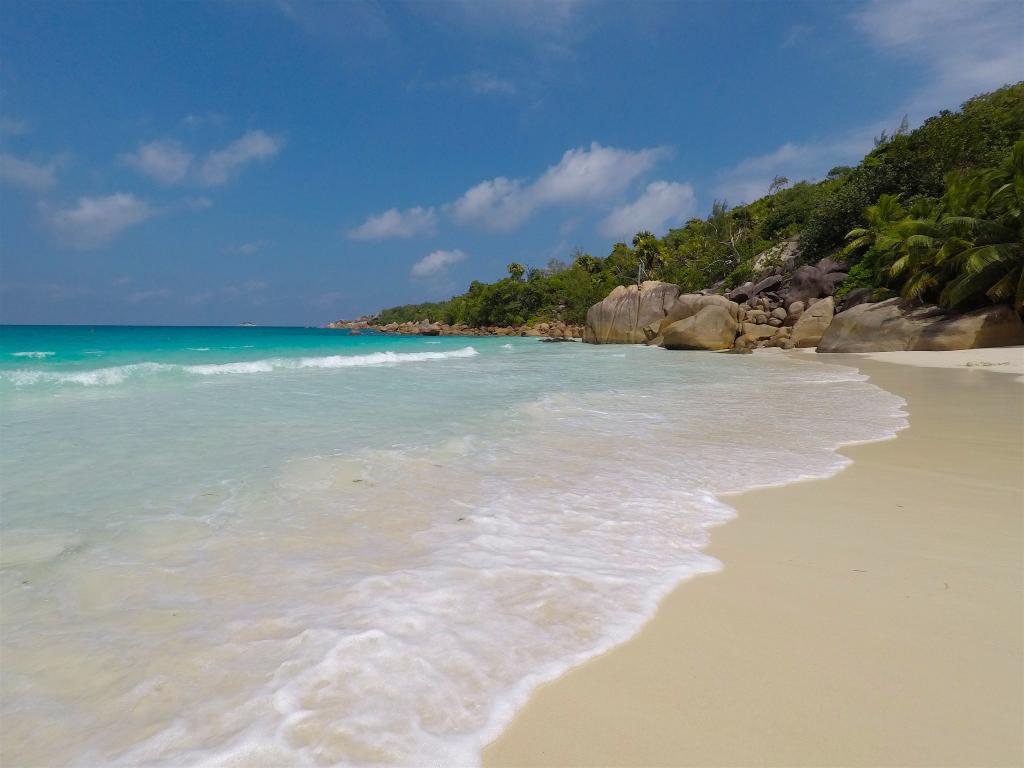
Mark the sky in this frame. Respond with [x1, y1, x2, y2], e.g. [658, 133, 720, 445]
[1, 0, 1021, 326]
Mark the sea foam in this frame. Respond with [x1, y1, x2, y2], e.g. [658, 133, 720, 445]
[0, 347, 479, 386]
[0, 339, 906, 768]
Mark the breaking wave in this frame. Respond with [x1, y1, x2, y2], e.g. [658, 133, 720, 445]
[0, 347, 479, 387]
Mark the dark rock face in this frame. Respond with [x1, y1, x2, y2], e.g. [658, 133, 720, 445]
[726, 281, 756, 303]
[727, 275, 783, 304]
[818, 299, 1024, 352]
[774, 256, 849, 308]
[781, 259, 849, 307]
[751, 275, 783, 297]
[837, 287, 874, 312]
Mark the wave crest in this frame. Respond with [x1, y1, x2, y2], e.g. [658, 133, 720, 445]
[1, 347, 479, 387]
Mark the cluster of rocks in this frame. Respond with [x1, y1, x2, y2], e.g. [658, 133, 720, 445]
[325, 318, 583, 339]
[583, 280, 841, 352]
[380, 320, 583, 338]
[583, 258, 1024, 354]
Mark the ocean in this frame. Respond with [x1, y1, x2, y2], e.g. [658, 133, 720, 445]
[0, 325, 906, 766]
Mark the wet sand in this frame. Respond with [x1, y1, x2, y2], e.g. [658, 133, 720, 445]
[485, 348, 1024, 767]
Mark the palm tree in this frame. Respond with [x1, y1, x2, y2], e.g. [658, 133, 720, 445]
[843, 193, 907, 257]
[573, 253, 600, 274]
[891, 139, 1024, 311]
[506, 262, 526, 281]
[631, 231, 665, 282]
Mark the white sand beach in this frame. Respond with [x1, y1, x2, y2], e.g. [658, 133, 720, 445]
[486, 347, 1024, 767]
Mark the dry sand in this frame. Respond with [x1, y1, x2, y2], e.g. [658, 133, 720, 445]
[485, 348, 1024, 767]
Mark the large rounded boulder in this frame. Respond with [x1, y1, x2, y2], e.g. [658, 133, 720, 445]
[660, 305, 738, 350]
[791, 297, 835, 348]
[656, 293, 740, 334]
[817, 299, 1024, 352]
[583, 281, 681, 344]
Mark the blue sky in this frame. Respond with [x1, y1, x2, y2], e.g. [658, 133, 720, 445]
[1, 0, 1021, 325]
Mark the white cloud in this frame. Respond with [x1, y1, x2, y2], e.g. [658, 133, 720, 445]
[451, 141, 669, 230]
[47, 193, 154, 249]
[347, 206, 437, 240]
[533, 142, 667, 204]
[120, 130, 283, 186]
[120, 140, 194, 184]
[197, 130, 284, 186]
[411, 248, 466, 277]
[451, 176, 532, 231]
[0, 152, 58, 191]
[854, 0, 1024, 115]
[600, 181, 697, 238]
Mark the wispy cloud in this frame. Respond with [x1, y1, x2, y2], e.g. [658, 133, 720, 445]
[465, 71, 517, 95]
[0, 152, 59, 191]
[224, 240, 268, 255]
[46, 193, 154, 249]
[716, 0, 1022, 207]
[273, 0, 397, 59]
[411, 248, 466, 277]
[714, 128, 880, 205]
[120, 140, 193, 184]
[121, 130, 284, 186]
[0, 117, 30, 136]
[781, 24, 812, 49]
[421, 0, 583, 54]
[853, 0, 1024, 116]
[180, 112, 226, 129]
[347, 206, 437, 240]
[197, 130, 284, 186]
[451, 141, 669, 231]
[600, 181, 697, 238]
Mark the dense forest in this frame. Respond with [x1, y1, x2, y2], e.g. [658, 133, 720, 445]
[376, 83, 1024, 328]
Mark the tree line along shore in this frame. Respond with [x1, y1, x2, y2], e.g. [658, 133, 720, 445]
[327, 83, 1024, 352]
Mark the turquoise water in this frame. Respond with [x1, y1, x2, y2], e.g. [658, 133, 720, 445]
[0, 326, 906, 766]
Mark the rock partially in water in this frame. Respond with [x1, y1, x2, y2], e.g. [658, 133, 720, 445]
[583, 281, 681, 344]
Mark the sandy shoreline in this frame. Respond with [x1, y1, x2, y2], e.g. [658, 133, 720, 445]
[485, 348, 1024, 767]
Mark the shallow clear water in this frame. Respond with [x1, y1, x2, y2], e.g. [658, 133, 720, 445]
[0, 326, 906, 767]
